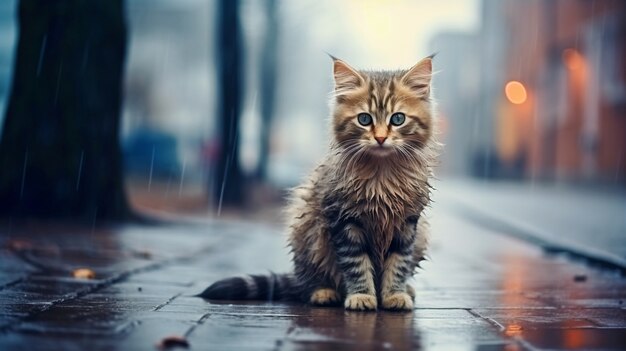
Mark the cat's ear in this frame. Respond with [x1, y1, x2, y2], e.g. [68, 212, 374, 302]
[331, 56, 364, 92]
[401, 56, 433, 97]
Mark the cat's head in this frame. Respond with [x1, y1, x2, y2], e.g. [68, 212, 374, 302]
[330, 56, 434, 159]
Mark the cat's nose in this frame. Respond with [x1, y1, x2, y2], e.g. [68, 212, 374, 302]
[375, 136, 387, 145]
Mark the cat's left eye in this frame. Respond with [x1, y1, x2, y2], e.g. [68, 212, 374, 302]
[390, 113, 406, 126]
[357, 113, 373, 126]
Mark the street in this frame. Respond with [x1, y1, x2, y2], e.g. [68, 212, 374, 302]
[1, 195, 624, 351]
[0, 0, 624, 350]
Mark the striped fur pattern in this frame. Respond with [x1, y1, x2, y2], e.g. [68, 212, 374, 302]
[201, 56, 439, 311]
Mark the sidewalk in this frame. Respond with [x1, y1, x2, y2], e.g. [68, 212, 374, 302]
[0, 201, 625, 350]
[438, 178, 626, 271]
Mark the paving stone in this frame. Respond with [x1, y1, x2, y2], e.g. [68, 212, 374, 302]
[0, 210, 624, 350]
[520, 327, 626, 350]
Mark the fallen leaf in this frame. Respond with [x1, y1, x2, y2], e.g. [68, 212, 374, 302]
[73, 268, 96, 280]
[156, 335, 190, 350]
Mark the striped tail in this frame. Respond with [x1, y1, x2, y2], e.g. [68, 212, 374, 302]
[198, 273, 299, 301]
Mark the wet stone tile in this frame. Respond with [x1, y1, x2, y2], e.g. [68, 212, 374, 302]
[16, 319, 134, 336]
[135, 310, 207, 323]
[554, 298, 625, 309]
[155, 297, 209, 314]
[418, 315, 505, 346]
[1, 214, 625, 350]
[0, 313, 24, 329]
[14, 305, 133, 334]
[0, 291, 55, 305]
[580, 308, 626, 327]
[0, 249, 39, 274]
[14, 276, 99, 296]
[0, 274, 26, 289]
[290, 311, 421, 351]
[60, 295, 167, 313]
[521, 328, 626, 350]
[414, 289, 550, 310]
[95, 281, 186, 301]
[126, 269, 199, 287]
[0, 301, 52, 316]
[473, 308, 626, 330]
[202, 301, 309, 317]
[0, 332, 118, 351]
[474, 341, 527, 351]
[189, 312, 293, 350]
[118, 318, 195, 350]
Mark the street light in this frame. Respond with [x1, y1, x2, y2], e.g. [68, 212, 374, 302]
[505, 81, 527, 105]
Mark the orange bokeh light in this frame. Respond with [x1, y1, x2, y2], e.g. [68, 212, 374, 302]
[504, 324, 524, 337]
[505, 81, 527, 105]
[562, 48, 584, 70]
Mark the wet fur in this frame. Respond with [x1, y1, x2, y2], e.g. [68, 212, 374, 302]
[201, 56, 439, 311]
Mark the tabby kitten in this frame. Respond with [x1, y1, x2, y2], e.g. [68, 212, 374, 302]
[200, 56, 438, 311]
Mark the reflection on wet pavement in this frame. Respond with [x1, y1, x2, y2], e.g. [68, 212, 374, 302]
[0, 206, 625, 350]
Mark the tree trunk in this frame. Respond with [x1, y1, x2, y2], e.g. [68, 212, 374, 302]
[0, 0, 130, 221]
[213, 0, 244, 207]
[256, 0, 278, 180]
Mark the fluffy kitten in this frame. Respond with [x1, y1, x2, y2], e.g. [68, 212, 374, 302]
[200, 56, 438, 311]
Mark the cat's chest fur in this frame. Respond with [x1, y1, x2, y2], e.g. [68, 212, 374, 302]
[321, 158, 429, 236]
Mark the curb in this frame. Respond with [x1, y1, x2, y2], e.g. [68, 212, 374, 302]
[446, 199, 626, 274]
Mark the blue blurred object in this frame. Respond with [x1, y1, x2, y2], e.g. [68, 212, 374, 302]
[123, 127, 179, 178]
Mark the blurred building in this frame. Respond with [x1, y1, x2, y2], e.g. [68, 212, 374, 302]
[429, 31, 483, 176]
[433, 0, 626, 184]
[502, 0, 626, 183]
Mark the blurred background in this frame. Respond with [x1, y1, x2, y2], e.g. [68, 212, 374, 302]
[0, 0, 624, 222]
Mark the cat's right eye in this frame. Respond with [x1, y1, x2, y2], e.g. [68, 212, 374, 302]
[357, 113, 373, 126]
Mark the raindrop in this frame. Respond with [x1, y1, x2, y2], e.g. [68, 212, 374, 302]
[178, 154, 186, 198]
[217, 155, 230, 216]
[76, 150, 84, 190]
[163, 169, 173, 199]
[36, 34, 47, 77]
[19, 152, 28, 199]
[251, 91, 258, 110]
[148, 146, 155, 192]
[229, 109, 239, 160]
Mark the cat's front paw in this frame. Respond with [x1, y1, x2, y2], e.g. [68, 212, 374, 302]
[344, 293, 377, 311]
[310, 288, 340, 306]
[382, 292, 414, 311]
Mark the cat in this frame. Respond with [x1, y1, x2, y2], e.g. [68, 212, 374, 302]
[200, 55, 438, 311]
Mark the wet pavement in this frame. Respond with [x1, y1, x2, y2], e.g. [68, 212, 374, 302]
[0, 202, 625, 350]
[440, 179, 626, 270]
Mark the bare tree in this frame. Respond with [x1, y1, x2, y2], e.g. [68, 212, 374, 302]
[213, 0, 244, 207]
[256, 0, 278, 180]
[0, 0, 131, 221]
